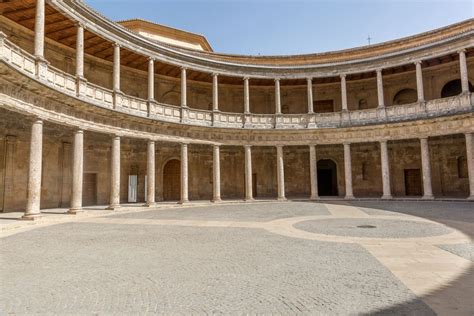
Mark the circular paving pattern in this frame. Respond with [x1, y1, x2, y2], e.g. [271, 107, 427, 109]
[293, 218, 453, 238]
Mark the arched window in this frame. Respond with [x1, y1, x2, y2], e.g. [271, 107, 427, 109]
[441, 79, 473, 98]
[162, 91, 180, 106]
[392, 88, 417, 105]
[358, 98, 369, 110]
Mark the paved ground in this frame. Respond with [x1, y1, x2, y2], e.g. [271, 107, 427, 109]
[0, 201, 473, 314]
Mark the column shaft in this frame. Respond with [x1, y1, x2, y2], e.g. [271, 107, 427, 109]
[309, 145, 319, 200]
[76, 24, 84, 78]
[459, 50, 469, 93]
[180, 143, 189, 203]
[69, 130, 84, 213]
[380, 141, 392, 199]
[213, 74, 219, 111]
[244, 145, 253, 201]
[341, 74, 348, 111]
[415, 61, 424, 102]
[376, 69, 385, 108]
[113, 44, 120, 92]
[275, 79, 281, 114]
[22, 119, 43, 219]
[34, 0, 45, 58]
[244, 77, 250, 113]
[465, 133, 474, 199]
[343, 143, 354, 199]
[307, 78, 314, 114]
[181, 68, 187, 107]
[146, 141, 155, 206]
[108, 136, 120, 209]
[276, 146, 286, 200]
[148, 58, 154, 101]
[213, 145, 221, 202]
[420, 138, 434, 199]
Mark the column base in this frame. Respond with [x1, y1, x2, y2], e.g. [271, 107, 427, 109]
[422, 195, 435, 200]
[381, 195, 393, 200]
[211, 198, 222, 203]
[178, 200, 189, 205]
[67, 208, 83, 215]
[344, 195, 355, 200]
[277, 197, 287, 201]
[310, 196, 320, 201]
[106, 205, 121, 211]
[20, 213, 42, 221]
[244, 198, 254, 202]
[467, 195, 474, 201]
[144, 202, 156, 208]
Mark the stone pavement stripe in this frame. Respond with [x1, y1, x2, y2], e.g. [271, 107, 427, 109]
[325, 203, 370, 218]
[363, 243, 473, 315]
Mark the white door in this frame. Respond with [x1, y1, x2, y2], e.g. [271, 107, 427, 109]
[128, 175, 138, 202]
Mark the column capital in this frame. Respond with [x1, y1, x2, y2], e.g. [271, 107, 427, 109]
[75, 22, 85, 29]
[212, 73, 219, 78]
[147, 139, 155, 144]
[340, 73, 347, 79]
[457, 48, 467, 54]
[74, 128, 84, 135]
[414, 60, 423, 66]
[307, 77, 313, 82]
[181, 66, 187, 72]
[342, 141, 351, 146]
[113, 42, 121, 48]
[379, 139, 388, 144]
[148, 56, 155, 62]
[244, 144, 252, 149]
[376, 68, 383, 74]
[419, 136, 429, 140]
[213, 144, 220, 148]
[243, 76, 250, 81]
[274, 78, 280, 83]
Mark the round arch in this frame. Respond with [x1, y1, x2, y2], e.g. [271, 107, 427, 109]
[392, 88, 417, 106]
[441, 79, 473, 98]
[162, 158, 181, 201]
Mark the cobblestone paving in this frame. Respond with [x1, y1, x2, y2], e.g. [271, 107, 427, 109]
[1, 201, 471, 314]
[295, 218, 453, 238]
[108, 201, 330, 221]
[438, 243, 474, 262]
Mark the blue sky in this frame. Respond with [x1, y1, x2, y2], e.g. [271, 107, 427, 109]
[85, 0, 473, 56]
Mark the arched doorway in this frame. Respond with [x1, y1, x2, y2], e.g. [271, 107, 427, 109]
[441, 79, 473, 98]
[392, 88, 417, 105]
[317, 159, 338, 196]
[163, 159, 180, 201]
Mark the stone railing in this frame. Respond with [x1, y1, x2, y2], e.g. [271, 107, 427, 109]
[1, 37, 472, 131]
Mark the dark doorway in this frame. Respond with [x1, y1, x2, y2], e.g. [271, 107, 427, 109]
[83, 173, 97, 206]
[317, 159, 338, 196]
[163, 159, 180, 201]
[404, 169, 422, 196]
[252, 173, 257, 198]
[441, 79, 473, 98]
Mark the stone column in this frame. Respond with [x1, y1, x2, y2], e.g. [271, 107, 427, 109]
[148, 58, 155, 101]
[76, 24, 84, 79]
[113, 44, 121, 92]
[22, 119, 43, 220]
[307, 78, 314, 114]
[465, 133, 474, 199]
[340, 74, 348, 111]
[108, 136, 121, 210]
[244, 145, 253, 201]
[415, 61, 424, 102]
[459, 49, 469, 94]
[146, 140, 155, 206]
[34, 0, 45, 59]
[380, 140, 392, 199]
[420, 137, 434, 199]
[244, 77, 250, 114]
[181, 67, 187, 108]
[212, 145, 221, 202]
[343, 142, 354, 199]
[275, 78, 281, 114]
[68, 129, 84, 214]
[309, 145, 319, 200]
[212, 73, 219, 112]
[180, 143, 189, 204]
[376, 69, 385, 108]
[276, 146, 286, 200]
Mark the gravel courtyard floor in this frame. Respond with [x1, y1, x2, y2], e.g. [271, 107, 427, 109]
[1, 201, 473, 314]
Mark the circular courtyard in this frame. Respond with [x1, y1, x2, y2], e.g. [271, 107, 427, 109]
[0, 201, 473, 314]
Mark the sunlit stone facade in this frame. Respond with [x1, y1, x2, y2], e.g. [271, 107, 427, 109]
[0, 1, 473, 218]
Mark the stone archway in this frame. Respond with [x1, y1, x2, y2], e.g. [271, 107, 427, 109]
[392, 88, 417, 105]
[163, 159, 181, 201]
[317, 159, 338, 196]
[441, 79, 473, 98]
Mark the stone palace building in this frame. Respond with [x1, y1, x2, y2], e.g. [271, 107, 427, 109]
[0, 1, 473, 219]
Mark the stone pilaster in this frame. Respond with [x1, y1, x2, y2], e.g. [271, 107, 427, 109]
[107, 136, 121, 210]
[212, 73, 219, 112]
[275, 78, 281, 114]
[420, 137, 434, 199]
[34, 0, 45, 60]
[243, 77, 250, 114]
[376, 69, 385, 108]
[459, 49, 469, 94]
[68, 129, 84, 214]
[244, 145, 253, 201]
[343, 142, 354, 199]
[309, 145, 319, 200]
[76, 23, 84, 79]
[113, 44, 121, 92]
[181, 67, 187, 108]
[276, 146, 286, 200]
[22, 119, 43, 220]
[415, 61, 425, 103]
[180, 143, 189, 204]
[307, 78, 314, 114]
[380, 140, 392, 199]
[465, 133, 474, 199]
[212, 145, 221, 202]
[340, 74, 348, 111]
[148, 58, 155, 101]
[146, 140, 155, 206]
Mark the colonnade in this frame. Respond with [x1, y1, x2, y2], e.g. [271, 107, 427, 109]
[31, 1, 471, 117]
[20, 118, 474, 220]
